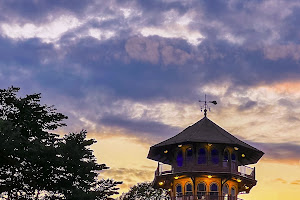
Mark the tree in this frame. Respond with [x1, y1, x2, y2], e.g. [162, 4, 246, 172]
[57, 130, 122, 200]
[119, 182, 170, 200]
[0, 86, 67, 199]
[0, 87, 121, 199]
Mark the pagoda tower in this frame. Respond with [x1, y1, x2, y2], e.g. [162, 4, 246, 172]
[147, 113, 264, 199]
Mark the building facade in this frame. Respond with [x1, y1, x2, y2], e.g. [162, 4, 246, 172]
[147, 116, 264, 199]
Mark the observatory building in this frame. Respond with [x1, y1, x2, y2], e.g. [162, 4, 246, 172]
[147, 108, 264, 199]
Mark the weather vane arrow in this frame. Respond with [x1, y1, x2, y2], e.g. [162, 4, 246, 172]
[199, 94, 217, 117]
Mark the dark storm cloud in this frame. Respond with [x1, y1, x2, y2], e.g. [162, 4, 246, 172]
[0, 0, 93, 23]
[246, 140, 300, 161]
[283, 9, 300, 43]
[0, 36, 55, 66]
[2, 32, 300, 104]
[100, 115, 181, 136]
[2, 0, 300, 144]
[48, 32, 300, 103]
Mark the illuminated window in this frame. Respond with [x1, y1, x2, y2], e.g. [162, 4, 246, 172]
[185, 183, 193, 196]
[176, 184, 182, 197]
[197, 182, 206, 198]
[210, 183, 219, 198]
[186, 148, 193, 162]
[177, 150, 183, 167]
[211, 149, 219, 164]
[198, 148, 206, 164]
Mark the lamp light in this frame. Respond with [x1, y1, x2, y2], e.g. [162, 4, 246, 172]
[237, 179, 242, 182]
[159, 181, 164, 186]
[178, 144, 182, 147]
[164, 150, 168, 154]
[208, 143, 212, 147]
[241, 154, 245, 157]
[234, 147, 239, 151]
[174, 176, 179, 180]
[208, 175, 212, 178]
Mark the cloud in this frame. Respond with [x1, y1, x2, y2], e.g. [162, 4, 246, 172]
[101, 167, 154, 185]
[2, 1, 300, 169]
[238, 100, 257, 111]
[161, 45, 193, 65]
[274, 178, 287, 184]
[263, 44, 300, 61]
[1, 15, 82, 43]
[125, 37, 160, 64]
[100, 115, 181, 136]
[0, 0, 92, 24]
[291, 180, 300, 185]
[2, 0, 300, 105]
[246, 141, 300, 162]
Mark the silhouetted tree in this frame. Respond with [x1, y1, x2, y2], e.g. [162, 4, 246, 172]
[57, 130, 122, 200]
[0, 87, 121, 199]
[119, 182, 170, 200]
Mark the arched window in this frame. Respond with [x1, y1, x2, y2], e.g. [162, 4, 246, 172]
[211, 149, 219, 165]
[177, 150, 183, 167]
[223, 150, 229, 167]
[231, 153, 236, 161]
[185, 183, 193, 196]
[210, 183, 219, 198]
[197, 182, 206, 198]
[231, 187, 236, 199]
[186, 148, 193, 163]
[231, 153, 237, 171]
[176, 184, 183, 197]
[222, 184, 229, 197]
[198, 148, 206, 164]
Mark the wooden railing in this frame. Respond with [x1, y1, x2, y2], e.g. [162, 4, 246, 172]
[169, 195, 242, 200]
[155, 162, 255, 179]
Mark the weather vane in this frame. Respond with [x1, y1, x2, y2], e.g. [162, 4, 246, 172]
[199, 94, 217, 117]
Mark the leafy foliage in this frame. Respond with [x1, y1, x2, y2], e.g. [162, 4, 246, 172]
[119, 182, 170, 200]
[0, 87, 121, 199]
[58, 131, 122, 200]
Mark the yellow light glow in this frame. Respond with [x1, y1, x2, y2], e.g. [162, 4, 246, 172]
[174, 176, 179, 179]
[237, 179, 242, 182]
[208, 143, 212, 147]
[234, 147, 239, 150]
[164, 150, 168, 153]
[245, 186, 249, 189]
[178, 144, 182, 147]
[242, 154, 245, 157]
[208, 175, 212, 178]
[168, 189, 171, 191]
[159, 181, 164, 186]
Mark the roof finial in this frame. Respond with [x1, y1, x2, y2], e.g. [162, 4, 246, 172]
[199, 94, 217, 117]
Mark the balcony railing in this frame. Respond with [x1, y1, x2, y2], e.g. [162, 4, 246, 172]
[155, 162, 255, 179]
[156, 163, 173, 176]
[238, 165, 255, 178]
[169, 195, 243, 200]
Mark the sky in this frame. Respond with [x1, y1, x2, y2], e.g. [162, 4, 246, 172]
[1, 0, 300, 199]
